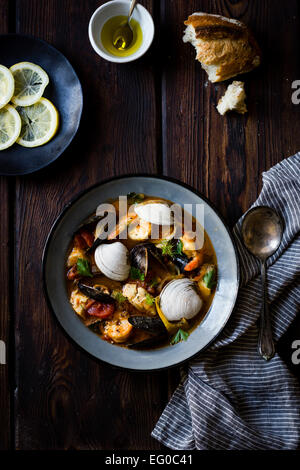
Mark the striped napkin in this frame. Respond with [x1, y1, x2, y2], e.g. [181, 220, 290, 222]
[152, 153, 300, 450]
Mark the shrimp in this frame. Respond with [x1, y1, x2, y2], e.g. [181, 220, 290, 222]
[70, 289, 88, 317]
[181, 232, 197, 252]
[108, 213, 138, 240]
[178, 231, 204, 271]
[67, 246, 86, 267]
[128, 218, 151, 241]
[184, 252, 203, 272]
[101, 311, 133, 343]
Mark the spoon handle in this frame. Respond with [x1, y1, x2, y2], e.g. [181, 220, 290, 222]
[258, 261, 275, 360]
[128, 0, 138, 20]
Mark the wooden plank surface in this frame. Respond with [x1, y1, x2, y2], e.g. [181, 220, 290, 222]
[0, 0, 11, 451]
[161, 0, 300, 225]
[161, 0, 300, 413]
[0, 176, 10, 451]
[13, 0, 166, 450]
[1, 0, 299, 450]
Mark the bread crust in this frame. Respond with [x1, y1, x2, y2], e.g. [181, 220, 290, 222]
[184, 13, 261, 82]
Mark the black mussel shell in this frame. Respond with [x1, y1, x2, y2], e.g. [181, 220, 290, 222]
[78, 282, 115, 304]
[130, 242, 165, 276]
[87, 318, 102, 329]
[77, 214, 104, 233]
[130, 244, 149, 275]
[87, 234, 108, 253]
[128, 316, 166, 334]
[87, 211, 122, 253]
[172, 253, 190, 272]
[147, 243, 166, 269]
[162, 239, 190, 272]
[128, 333, 167, 349]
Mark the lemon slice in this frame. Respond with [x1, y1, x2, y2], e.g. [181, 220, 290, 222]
[0, 104, 21, 150]
[16, 98, 59, 148]
[0, 65, 15, 109]
[10, 62, 49, 106]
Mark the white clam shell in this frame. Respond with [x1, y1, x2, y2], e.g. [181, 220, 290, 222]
[94, 241, 130, 281]
[160, 278, 203, 321]
[134, 203, 174, 226]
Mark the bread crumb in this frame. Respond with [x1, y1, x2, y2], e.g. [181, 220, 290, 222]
[217, 81, 247, 115]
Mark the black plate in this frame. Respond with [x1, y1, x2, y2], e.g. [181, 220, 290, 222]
[0, 34, 83, 175]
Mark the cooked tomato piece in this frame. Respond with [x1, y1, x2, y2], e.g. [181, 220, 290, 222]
[74, 234, 86, 249]
[85, 299, 96, 310]
[67, 265, 79, 280]
[74, 231, 94, 249]
[80, 231, 94, 248]
[86, 302, 115, 319]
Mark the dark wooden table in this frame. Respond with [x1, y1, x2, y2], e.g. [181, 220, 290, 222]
[1, 0, 300, 450]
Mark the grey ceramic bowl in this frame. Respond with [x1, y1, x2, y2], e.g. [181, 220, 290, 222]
[43, 176, 239, 370]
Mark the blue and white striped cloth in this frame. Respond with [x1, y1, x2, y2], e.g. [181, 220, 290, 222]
[152, 153, 300, 450]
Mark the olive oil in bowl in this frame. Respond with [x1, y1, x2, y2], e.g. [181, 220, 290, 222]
[101, 16, 143, 57]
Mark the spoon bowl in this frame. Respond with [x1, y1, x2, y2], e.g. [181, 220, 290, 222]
[241, 206, 283, 260]
[113, 20, 134, 50]
[112, 0, 137, 50]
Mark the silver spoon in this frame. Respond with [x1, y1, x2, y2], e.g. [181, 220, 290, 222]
[113, 0, 138, 50]
[241, 206, 284, 360]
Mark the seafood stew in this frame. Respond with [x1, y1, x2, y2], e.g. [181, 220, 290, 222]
[66, 194, 217, 349]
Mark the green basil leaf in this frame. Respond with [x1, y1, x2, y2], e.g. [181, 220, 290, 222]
[170, 328, 189, 345]
[77, 258, 93, 277]
[150, 277, 159, 288]
[176, 239, 183, 255]
[161, 240, 175, 257]
[112, 291, 126, 304]
[127, 192, 145, 204]
[145, 293, 154, 305]
[203, 268, 216, 289]
[130, 266, 145, 281]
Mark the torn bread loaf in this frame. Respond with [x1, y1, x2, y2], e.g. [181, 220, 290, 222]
[183, 12, 261, 82]
[217, 81, 247, 115]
